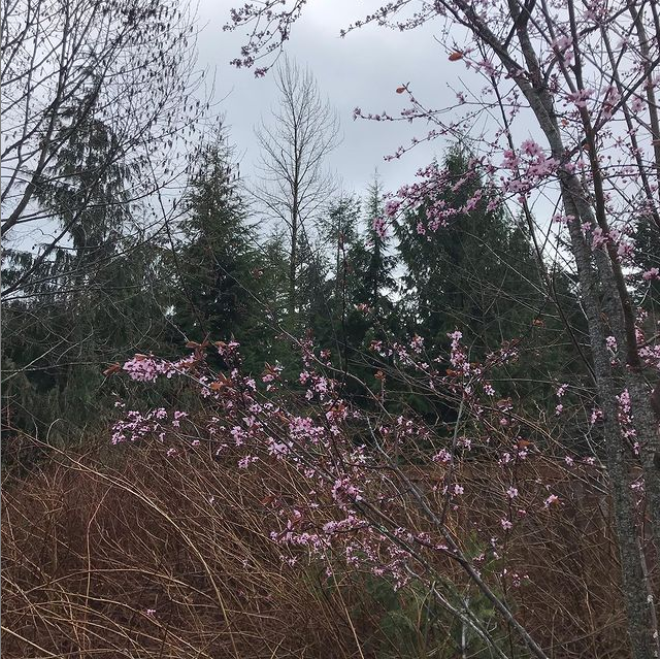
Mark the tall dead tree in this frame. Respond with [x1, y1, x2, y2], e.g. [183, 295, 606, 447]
[253, 56, 339, 325]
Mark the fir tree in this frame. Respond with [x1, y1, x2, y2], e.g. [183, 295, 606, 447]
[171, 135, 257, 343]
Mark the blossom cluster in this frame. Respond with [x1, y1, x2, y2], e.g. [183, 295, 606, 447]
[109, 328, 634, 599]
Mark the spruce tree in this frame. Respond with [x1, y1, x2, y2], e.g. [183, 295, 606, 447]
[395, 145, 540, 353]
[171, 136, 256, 341]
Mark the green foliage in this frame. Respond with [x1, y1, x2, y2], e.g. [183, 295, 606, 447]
[394, 145, 589, 416]
[349, 572, 529, 659]
[353, 177, 398, 314]
[1, 99, 171, 447]
[395, 145, 539, 354]
[167, 133, 310, 373]
[0, 134, 595, 455]
[170, 136, 256, 340]
[306, 181, 402, 404]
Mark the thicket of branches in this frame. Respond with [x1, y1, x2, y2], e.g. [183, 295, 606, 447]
[2, 0, 660, 657]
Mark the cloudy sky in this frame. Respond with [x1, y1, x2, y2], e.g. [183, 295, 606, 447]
[195, 0, 471, 201]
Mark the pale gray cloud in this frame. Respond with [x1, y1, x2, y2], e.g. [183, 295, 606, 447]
[195, 0, 465, 200]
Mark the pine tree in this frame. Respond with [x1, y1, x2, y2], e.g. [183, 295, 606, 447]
[395, 145, 539, 353]
[352, 177, 397, 314]
[169, 133, 293, 374]
[315, 180, 399, 401]
[394, 144, 588, 415]
[171, 135, 257, 343]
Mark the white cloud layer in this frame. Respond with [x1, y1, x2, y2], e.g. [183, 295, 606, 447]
[196, 0, 465, 199]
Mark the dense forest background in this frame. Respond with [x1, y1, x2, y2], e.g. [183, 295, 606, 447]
[4, 127, 659, 455]
[3, 1, 660, 658]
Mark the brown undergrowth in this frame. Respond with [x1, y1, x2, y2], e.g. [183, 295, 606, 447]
[1, 434, 644, 658]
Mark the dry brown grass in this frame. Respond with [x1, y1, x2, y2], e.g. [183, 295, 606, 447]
[454, 461, 632, 658]
[2, 439, 374, 659]
[1, 435, 644, 658]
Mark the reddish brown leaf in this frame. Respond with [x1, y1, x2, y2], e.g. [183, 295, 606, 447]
[209, 373, 232, 391]
[102, 363, 122, 377]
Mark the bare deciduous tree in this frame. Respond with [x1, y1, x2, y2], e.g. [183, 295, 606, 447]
[1, 0, 208, 299]
[253, 56, 340, 323]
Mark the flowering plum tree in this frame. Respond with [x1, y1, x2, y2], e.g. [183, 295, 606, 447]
[112, 2, 660, 658]
[221, 3, 660, 657]
[111, 323, 649, 659]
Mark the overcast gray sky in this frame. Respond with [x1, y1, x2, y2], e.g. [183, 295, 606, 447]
[196, 0, 468, 201]
[6, 0, 556, 254]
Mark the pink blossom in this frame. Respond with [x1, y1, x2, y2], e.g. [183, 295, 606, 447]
[172, 410, 187, 427]
[238, 455, 259, 469]
[551, 36, 573, 61]
[520, 139, 543, 157]
[458, 436, 472, 450]
[373, 216, 388, 238]
[384, 200, 401, 216]
[590, 408, 603, 425]
[592, 227, 608, 249]
[331, 477, 362, 505]
[544, 494, 559, 508]
[642, 268, 659, 281]
[433, 449, 452, 463]
[410, 334, 424, 353]
[631, 96, 644, 113]
[631, 479, 644, 492]
[565, 88, 594, 109]
[502, 149, 519, 170]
